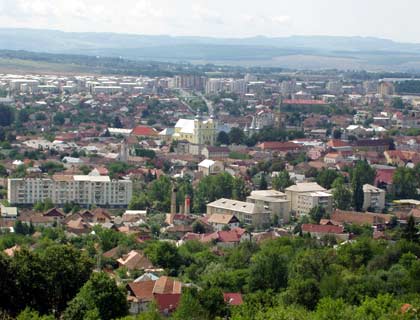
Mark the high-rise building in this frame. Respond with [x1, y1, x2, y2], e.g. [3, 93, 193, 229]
[326, 80, 343, 95]
[378, 81, 395, 96]
[205, 78, 224, 95]
[230, 79, 247, 95]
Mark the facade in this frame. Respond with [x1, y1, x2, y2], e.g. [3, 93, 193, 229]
[246, 190, 291, 224]
[8, 175, 132, 207]
[363, 184, 386, 212]
[206, 198, 271, 228]
[296, 191, 333, 216]
[285, 182, 328, 214]
[172, 116, 218, 146]
[198, 159, 224, 176]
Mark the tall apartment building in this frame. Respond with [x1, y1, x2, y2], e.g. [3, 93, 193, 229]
[363, 184, 386, 212]
[326, 80, 343, 95]
[285, 182, 330, 215]
[296, 191, 333, 216]
[174, 75, 205, 91]
[205, 78, 225, 95]
[378, 81, 395, 96]
[246, 190, 291, 224]
[230, 79, 247, 95]
[8, 175, 132, 207]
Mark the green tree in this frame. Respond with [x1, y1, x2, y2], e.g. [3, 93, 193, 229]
[63, 272, 127, 320]
[332, 177, 352, 210]
[216, 131, 230, 145]
[259, 173, 268, 190]
[351, 161, 376, 186]
[352, 175, 364, 212]
[172, 288, 207, 320]
[309, 206, 327, 224]
[317, 169, 339, 190]
[393, 167, 418, 199]
[248, 242, 289, 292]
[53, 112, 66, 126]
[16, 308, 54, 320]
[0, 164, 7, 177]
[232, 176, 248, 201]
[402, 215, 418, 243]
[313, 297, 354, 320]
[283, 278, 320, 310]
[144, 241, 182, 274]
[228, 127, 245, 145]
[113, 116, 123, 128]
[0, 105, 14, 127]
[272, 171, 292, 191]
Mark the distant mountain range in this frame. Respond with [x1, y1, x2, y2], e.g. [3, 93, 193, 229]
[2, 28, 420, 71]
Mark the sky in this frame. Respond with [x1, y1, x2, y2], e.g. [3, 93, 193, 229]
[0, 0, 417, 42]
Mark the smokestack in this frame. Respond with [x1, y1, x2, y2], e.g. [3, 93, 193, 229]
[184, 195, 191, 215]
[179, 204, 185, 215]
[171, 186, 177, 214]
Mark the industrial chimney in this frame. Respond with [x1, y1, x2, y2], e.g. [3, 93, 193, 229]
[170, 186, 177, 215]
[184, 194, 191, 215]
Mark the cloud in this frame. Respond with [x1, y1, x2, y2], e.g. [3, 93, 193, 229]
[271, 15, 291, 24]
[192, 5, 225, 25]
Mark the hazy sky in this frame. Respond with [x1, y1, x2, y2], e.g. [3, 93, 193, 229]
[0, 0, 417, 42]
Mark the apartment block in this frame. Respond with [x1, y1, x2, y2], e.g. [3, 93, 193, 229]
[363, 184, 386, 212]
[246, 190, 291, 224]
[8, 175, 132, 207]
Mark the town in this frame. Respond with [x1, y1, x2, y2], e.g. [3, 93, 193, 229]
[0, 69, 419, 319]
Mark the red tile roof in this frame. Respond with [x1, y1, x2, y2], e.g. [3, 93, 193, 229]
[375, 168, 395, 185]
[224, 293, 244, 306]
[154, 293, 181, 312]
[257, 141, 302, 152]
[302, 224, 345, 234]
[132, 126, 158, 137]
[128, 281, 155, 302]
[283, 99, 327, 105]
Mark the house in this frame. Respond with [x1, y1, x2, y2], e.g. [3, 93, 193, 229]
[257, 141, 302, 154]
[198, 159, 224, 176]
[324, 152, 344, 165]
[202, 146, 230, 159]
[207, 213, 240, 231]
[363, 184, 386, 212]
[0, 204, 17, 220]
[206, 198, 271, 227]
[201, 228, 248, 247]
[285, 182, 327, 214]
[331, 209, 393, 228]
[19, 214, 57, 227]
[384, 150, 420, 167]
[43, 208, 65, 222]
[246, 190, 291, 224]
[352, 139, 392, 152]
[127, 276, 182, 315]
[301, 224, 349, 241]
[117, 250, 154, 271]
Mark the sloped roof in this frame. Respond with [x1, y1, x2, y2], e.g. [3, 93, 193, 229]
[153, 276, 182, 294]
[302, 224, 345, 234]
[207, 214, 239, 225]
[132, 126, 158, 136]
[224, 293, 244, 306]
[127, 281, 155, 302]
[117, 250, 154, 270]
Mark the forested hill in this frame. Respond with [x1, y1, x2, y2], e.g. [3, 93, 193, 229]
[3, 28, 420, 70]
